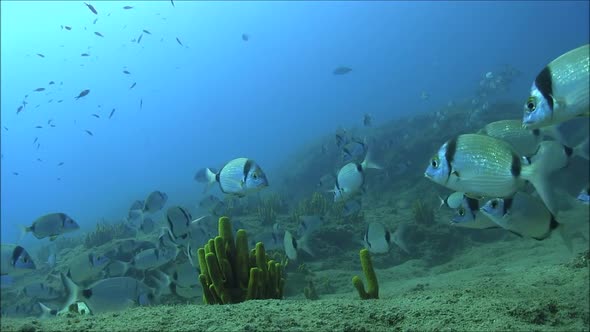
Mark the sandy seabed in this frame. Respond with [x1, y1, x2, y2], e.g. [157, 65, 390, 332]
[1, 234, 588, 332]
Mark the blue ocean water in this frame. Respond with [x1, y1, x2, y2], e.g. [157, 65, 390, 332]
[1, 0, 588, 249]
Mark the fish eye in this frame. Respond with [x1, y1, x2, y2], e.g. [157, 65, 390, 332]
[431, 156, 439, 168]
[252, 173, 258, 179]
[491, 200, 498, 209]
[458, 208, 465, 216]
[526, 97, 536, 112]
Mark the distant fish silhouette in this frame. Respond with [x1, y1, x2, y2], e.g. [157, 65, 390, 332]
[34, 88, 45, 92]
[109, 108, 116, 119]
[175, 37, 183, 46]
[142, 29, 151, 35]
[91, 114, 100, 118]
[242, 34, 249, 41]
[129, 82, 136, 89]
[171, 0, 175, 7]
[123, 6, 133, 9]
[75, 89, 90, 100]
[81, 53, 90, 56]
[333, 66, 352, 75]
[37, 53, 45, 58]
[57, 162, 64, 166]
[123, 70, 131, 74]
[64, 26, 72, 30]
[84, 2, 98, 15]
[84, 129, 94, 136]
[94, 31, 104, 37]
[137, 34, 143, 44]
[140, 99, 143, 110]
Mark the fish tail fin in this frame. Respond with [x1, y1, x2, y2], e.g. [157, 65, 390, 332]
[298, 234, 315, 257]
[58, 273, 80, 316]
[392, 224, 411, 254]
[438, 196, 446, 209]
[38, 302, 57, 319]
[573, 136, 589, 160]
[195, 168, 218, 193]
[194, 168, 216, 183]
[18, 225, 30, 241]
[524, 148, 560, 216]
[361, 151, 382, 170]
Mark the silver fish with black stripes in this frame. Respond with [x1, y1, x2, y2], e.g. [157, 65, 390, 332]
[195, 158, 269, 197]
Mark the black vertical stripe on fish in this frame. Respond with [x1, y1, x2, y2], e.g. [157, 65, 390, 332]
[444, 137, 457, 181]
[109, 108, 116, 119]
[465, 196, 479, 212]
[510, 152, 521, 177]
[243, 159, 253, 181]
[549, 215, 559, 230]
[534, 66, 554, 111]
[384, 229, 391, 245]
[175, 37, 183, 46]
[11, 246, 25, 267]
[532, 129, 540, 137]
[82, 289, 93, 299]
[502, 198, 513, 214]
[563, 144, 573, 157]
[84, 2, 98, 15]
[364, 224, 371, 248]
